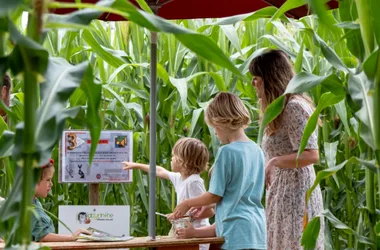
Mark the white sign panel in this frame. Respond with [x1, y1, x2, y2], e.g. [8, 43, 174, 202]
[60, 130, 133, 183]
[58, 205, 130, 237]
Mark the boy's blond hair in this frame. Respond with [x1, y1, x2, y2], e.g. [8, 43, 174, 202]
[172, 138, 209, 175]
[205, 92, 251, 131]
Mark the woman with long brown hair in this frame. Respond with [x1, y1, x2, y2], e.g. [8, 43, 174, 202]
[249, 50, 324, 249]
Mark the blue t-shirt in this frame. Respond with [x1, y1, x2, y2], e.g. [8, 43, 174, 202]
[209, 141, 267, 250]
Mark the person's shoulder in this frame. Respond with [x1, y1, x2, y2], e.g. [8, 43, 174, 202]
[224, 140, 258, 149]
[218, 143, 237, 155]
[214, 145, 232, 163]
[285, 96, 314, 116]
[216, 144, 230, 155]
[32, 198, 41, 206]
[186, 174, 205, 186]
[168, 171, 181, 180]
[189, 173, 202, 178]
[221, 141, 260, 156]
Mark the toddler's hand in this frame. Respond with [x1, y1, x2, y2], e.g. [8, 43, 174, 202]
[122, 161, 137, 170]
[189, 206, 205, 219]
[175, 222, 195, 239]
[166, 213, 174, 221]
[173, 200, 190, 219]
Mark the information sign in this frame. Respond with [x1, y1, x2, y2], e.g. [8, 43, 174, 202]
[60, 130, 132, 183]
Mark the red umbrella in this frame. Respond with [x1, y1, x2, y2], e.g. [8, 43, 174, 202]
[52, 0, 338, 241]
[53, 0, 339, 20]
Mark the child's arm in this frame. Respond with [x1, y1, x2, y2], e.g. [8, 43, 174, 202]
[122, 162, 170, 180]
[190, 204, 215, 220]
[40, 233, 75, 242]
[176, 223, 216, 238]
[173, 192, 221, 219]
[40, 229, 91, 242]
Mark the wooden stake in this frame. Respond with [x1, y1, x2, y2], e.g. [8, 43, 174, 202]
[89, 183, 100, 205]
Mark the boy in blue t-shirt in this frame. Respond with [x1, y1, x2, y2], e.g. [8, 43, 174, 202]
[174, 92, 267, 250]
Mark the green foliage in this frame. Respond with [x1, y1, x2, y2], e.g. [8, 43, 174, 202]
[0, 0, 379, 249]
[0, 0, 23, 16]
[301, 216, 321, 249]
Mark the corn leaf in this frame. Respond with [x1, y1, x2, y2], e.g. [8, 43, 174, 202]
[0, 117, 7, 136]
[220, 25, 241, 53]
[322, 209, 375, 246]
[294, 40, 305, 73]
[363, 48, 379, 80]
[306, 0, 341, 35]
[257, 95, 285, 145]
[369, 0, 380, 46]
[215, 7, 282, 26]
[297, 92, 344, 160]
[8, 21, 49, 75]
[134, 0, 153, 14]
[169, 77, 189, 114]
[35, 58, 88, 165]
[80, 66, 102, 164]
[0, 131, 14, 158]
[334, 99, 352, 137]
[301, 216, 321, 250]
[303, 28, 349, 73]
[285, 72, 344, 95]
[0, 0, 23, 16]
[46, 0, 115, 30]
[339, 0, 365, 61]
[189, 108, 203, 138]
[270, 0, 305, 21]
[348, 72, 375, 149]
[324, 141, 340, 187]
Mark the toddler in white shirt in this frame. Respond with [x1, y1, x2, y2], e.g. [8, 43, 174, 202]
[122, 137, 213, 250]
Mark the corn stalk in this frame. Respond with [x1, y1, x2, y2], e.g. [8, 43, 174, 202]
[355, 0, 380, 246]
[15, 0, 42, 245]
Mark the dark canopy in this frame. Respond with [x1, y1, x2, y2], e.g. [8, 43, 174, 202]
[53, 0, 339, 20]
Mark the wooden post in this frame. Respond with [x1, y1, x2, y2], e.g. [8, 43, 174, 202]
[89, 183, 100, 205]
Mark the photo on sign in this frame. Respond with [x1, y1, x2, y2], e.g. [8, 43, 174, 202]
[59, 130, 133, 183]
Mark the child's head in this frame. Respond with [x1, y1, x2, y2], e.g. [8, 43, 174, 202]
[205, 92, 251, 132]
[35, 159, 55, 198]
[1, 73, 11, 117]
[171, 138, 209, 176]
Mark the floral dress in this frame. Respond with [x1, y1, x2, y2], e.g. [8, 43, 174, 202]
[262, 96, 324, 250]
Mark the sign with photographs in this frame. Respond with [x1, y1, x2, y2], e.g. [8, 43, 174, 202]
[58, 205, 130, 239]
[60, 130, 132, 183]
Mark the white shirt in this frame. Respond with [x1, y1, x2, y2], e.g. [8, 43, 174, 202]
[168, 172, 210, 250]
